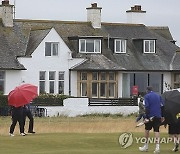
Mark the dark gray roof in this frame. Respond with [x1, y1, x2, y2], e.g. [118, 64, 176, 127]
[26, 29, 51, 56]
[101, 23, 179, 71]
[71, 54, 125, 71]
[0, 19, 179, 71]
[0, 22, 27, 70]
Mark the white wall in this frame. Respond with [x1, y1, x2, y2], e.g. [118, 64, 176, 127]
[17, 28, 84, 95]
[40, 98, 138, 117]
[5, 70, 22, 94]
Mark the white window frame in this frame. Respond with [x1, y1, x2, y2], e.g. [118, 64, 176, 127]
[79, 39, 101, 53]
[45, 42, 59, 56]
[143, 40, 156, 53]
[114, 39, 127, 53]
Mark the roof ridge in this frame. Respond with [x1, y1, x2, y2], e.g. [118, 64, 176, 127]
[14, 19, 90, 24]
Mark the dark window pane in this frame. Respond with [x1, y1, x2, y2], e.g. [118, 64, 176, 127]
[109, 83, 115, 97]
[49, 81, 54, 93]
[100, 83, 106, 97]
[80, 40, 85, 52]
[81, 72, 87, 80]
[116, 40, 120, 52]
[53, 43, 58, 56]
[39, 81, 45, 93]
[59, 72, 64, 80]
[92, 83, 98, 97]
[109, 72, 115, 80]
[39, 71, 45, 80]
[58, 81, 64, 94]
[81, 83, 87, 96]
[135, 73, 148, 94]
[49, 72, 55, 80]
[92, 72, 98, 80]
[149, 73, 161, 93]
[86, 40, 94, 52]
[95, 40, 100, 52]
[45, 42, 51, 56]
[101, 72, 106, 80]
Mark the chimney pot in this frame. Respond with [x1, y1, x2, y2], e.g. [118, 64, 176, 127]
[2, 0, 9, 5]
[126, 5, 146, 24]
[91, 3, 97, 8]
[86, 3, 102, 28]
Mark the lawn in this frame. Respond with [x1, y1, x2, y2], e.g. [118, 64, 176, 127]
[0, 116, 175, 154]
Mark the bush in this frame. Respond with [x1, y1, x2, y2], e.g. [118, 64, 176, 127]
[32, 94, 70, 106]
[0, 95, 8, 107]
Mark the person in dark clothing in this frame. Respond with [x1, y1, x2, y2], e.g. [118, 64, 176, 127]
[23, 104, 35, 133]
[9, 106, 26, 136]
[139, 86, 164, 154]
[168, 120, 180, 152]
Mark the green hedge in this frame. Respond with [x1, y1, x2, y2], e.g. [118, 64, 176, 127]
[0, 94, 69, 107]
[0, 95, 8, 107]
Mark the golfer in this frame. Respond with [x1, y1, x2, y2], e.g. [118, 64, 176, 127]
[23, 104, 35, 134]
[9, 106, 26, 136]
[139, 86, 164, 153]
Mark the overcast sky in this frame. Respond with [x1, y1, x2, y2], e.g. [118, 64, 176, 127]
[9, 0, 180, 46]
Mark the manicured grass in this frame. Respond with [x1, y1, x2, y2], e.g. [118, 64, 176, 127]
[0, 133, 176, 154]
[0, 116, 175, 153]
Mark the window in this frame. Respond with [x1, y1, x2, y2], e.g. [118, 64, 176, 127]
[49, 71, 55, 93]
[79, 39, 101, 53]
[174, 73, 180, 88]
[39, 71, 46, 94]
[144, 40, 155, 53]
[45, 42, 59, 56]
[79, 71, 117, 98]
[80, 72, 87, 97]
[58, 72, 64, 94]
[0, 71, 5, 93]
[115, 39, 126, 53]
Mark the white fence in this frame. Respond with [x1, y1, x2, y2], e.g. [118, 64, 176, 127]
[39, 98, 138, 117]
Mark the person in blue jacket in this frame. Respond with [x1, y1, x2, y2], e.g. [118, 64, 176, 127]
[139, 86, 164, 154]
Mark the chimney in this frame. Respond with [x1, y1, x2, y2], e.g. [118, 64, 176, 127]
[126, 5, 146, 24]
[86, 3, 102, 28]
[0, 0, 14, 27]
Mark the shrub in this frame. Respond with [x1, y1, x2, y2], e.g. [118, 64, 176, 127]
[32, 94, 70, 106]
[0, 95, 8, 107]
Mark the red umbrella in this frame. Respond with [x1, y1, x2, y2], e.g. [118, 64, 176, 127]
[8, 83, 38, 107]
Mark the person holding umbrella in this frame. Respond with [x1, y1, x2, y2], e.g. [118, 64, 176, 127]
[162, 89, 180, 152]
[8, 83, 38, 136]
[168, 121, 180, 152]
[23, 103, 35, 134]
[139, 86, 164, 154]
[9, 105, 26, 136]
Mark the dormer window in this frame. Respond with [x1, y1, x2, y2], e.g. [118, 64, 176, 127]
[143, 40, 155, 53]
[45, 42, 59, 56]
[114, 39, 126, 53]
[79, 39, 101, 53]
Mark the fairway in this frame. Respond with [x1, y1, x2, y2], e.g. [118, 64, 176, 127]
[0, 133, 176, 154]
[0, 116, 176, 154]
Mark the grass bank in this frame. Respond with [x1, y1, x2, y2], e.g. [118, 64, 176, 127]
[0, 115, 167, 135]
[0, 115, 173, 154]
